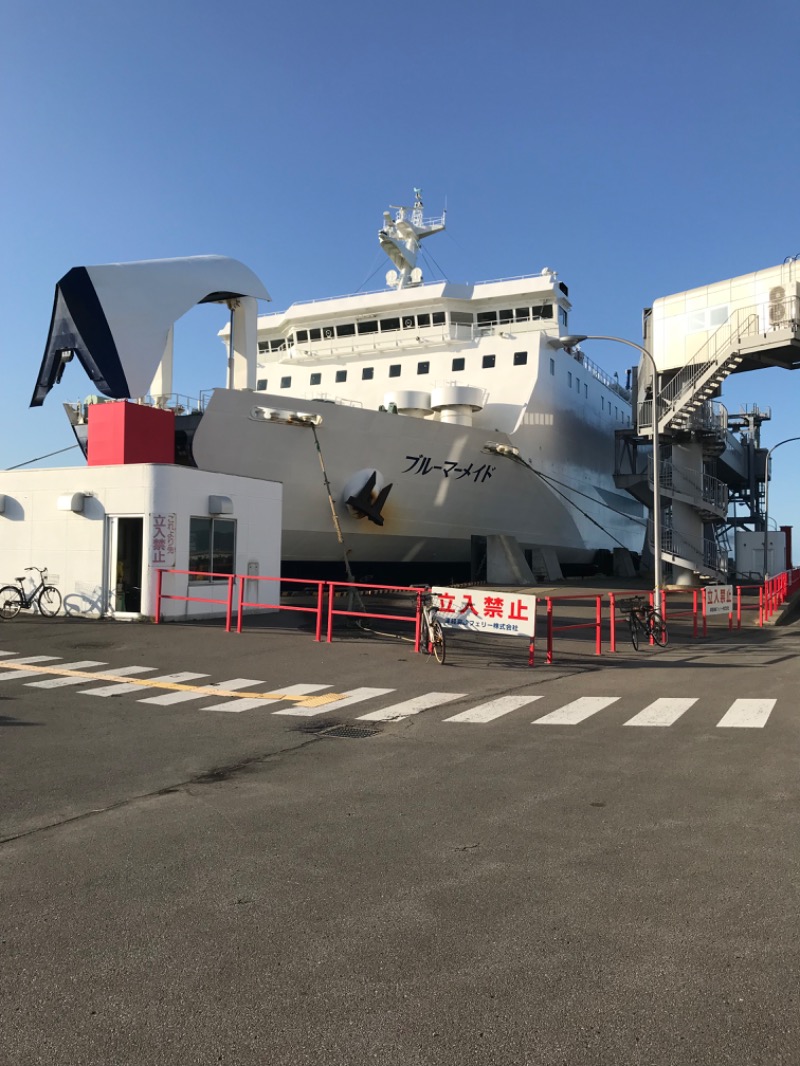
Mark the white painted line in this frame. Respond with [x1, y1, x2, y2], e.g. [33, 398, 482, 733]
[141, 678, 264, 706]
[203, 683, 331, 714]
[624, 697, 698, 727]
[273, 687, 394, 717]
[358, 692, 466, 722]
[0, 655, 63, 681]
[717, 698, 776, 729]
[26, 662, 109, 688]
[445, 694, 544, 723]
[26, 665, 156, 689]
[533, 696, 620, 725]
[81, 670, 200, 697]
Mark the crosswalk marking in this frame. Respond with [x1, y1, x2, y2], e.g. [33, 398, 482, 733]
[141, 678, 266, 707]
[0, 647, 789, 730]
[716, 698, 777, 729]
[273, 687, 394, 717]
[27, 665, 157, 688]
[82, 671, 204, 697]
[26, 661, 109, 688]
[0, 655, 64, 681]
[204, 683, 331, 714]
[444, 694, 545, 723]
[357, 692, 466, 722]
[533, 696, 620, 725]
[624, 697, 698, 727]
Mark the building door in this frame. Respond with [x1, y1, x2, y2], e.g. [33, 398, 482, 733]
[106, 517, 144, 615]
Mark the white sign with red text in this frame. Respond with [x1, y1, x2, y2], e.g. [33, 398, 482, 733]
[704, 584, 733, 615]
[431, 586, 537, 637]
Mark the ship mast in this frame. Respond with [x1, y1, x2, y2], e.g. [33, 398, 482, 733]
[378, 188, 446, 290]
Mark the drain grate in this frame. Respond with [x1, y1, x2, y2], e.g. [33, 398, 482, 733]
[321, 725, 380, 739]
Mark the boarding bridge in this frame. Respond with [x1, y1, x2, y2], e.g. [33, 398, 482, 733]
[638, 295, 800, 436]
[616, 294, 799, 584]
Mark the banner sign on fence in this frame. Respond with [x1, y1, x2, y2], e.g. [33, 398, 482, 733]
[704, 584, 733, 615]
[431, 586, 537, 637]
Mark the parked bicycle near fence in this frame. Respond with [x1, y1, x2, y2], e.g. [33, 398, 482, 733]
[418, 588, 446, 663]
[0, 567, 62, 619]
[620, 596, 668, 650]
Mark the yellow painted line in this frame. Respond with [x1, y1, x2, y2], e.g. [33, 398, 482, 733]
[0, 661, 345, 705]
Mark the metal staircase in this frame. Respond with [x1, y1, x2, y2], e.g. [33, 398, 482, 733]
[638, 295, 800, 435]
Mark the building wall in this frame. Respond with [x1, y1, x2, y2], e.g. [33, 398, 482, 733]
[0, 464, 282, 619]
[649, 259, 800, 373]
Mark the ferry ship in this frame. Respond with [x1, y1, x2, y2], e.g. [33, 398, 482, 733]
[45, 192, 645, 582]
[192, 191, 644, 578]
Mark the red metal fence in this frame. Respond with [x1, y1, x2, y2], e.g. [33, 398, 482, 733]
[153, 567, 800, 665]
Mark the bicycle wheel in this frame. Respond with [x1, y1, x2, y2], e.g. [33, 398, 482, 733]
[37, 585, 62, 617]
[0, 586, 23, 620]
[628, 615, 640, 651]
[650, 610, 668, 647]
[431, 620, 446, 664]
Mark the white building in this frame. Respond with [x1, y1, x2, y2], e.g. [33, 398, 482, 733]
[0, 463, 282, 620]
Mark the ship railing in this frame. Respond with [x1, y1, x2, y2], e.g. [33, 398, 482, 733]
[136, 392, 205, 415]
[262, 272, 563, 311]
[66, 391, 206, 424]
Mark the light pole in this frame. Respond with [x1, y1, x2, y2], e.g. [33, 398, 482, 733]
[555, 334, 663, 614]
[762, 436, 800, 579]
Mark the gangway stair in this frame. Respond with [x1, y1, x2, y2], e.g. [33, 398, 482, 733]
[639, 296, 800, 436]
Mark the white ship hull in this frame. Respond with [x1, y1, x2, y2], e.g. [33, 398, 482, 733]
[192, 385, 644, 570]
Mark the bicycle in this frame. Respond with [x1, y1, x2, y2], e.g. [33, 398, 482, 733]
[0, 567, 62, 619]
[620, 595, 668, 650]
[418, 587, 446, 664]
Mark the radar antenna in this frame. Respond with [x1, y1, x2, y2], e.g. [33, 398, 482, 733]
[378, 189, 446, 290]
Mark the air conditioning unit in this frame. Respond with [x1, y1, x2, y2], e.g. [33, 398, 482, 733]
[768, 285, 786, 327]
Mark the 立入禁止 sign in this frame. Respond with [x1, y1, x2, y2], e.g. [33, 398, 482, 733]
[704, 584, 733, 615]
[431, 586, 536, 637]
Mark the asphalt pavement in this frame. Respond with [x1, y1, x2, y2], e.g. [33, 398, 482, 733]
[1, 606, 799, 1065]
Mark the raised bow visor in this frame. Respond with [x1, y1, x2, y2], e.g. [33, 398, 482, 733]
[31, 255, 270, 406]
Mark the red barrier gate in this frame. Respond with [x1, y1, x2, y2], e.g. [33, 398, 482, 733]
[236, 575, 325, 641]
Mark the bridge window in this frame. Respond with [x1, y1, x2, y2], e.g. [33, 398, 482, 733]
[309, 328, 322, 341]
[357, 320, 379, 334]
[380, 317, 400, 332]
[515, 308, 530, 322]
[687, 305, 729, 333]
[296, 330, 308, 343]
[402, 316, 415, 329]
[431, 312, 446, 325]
[450, 311, 473, 326]
[417, 313, 431, 327]
[336, 323, 355, 338]
[531, 304, 553, 320]
[498, 309, 513, 324]
[558, 308, 568, 328]
[477, 311, 497, 327]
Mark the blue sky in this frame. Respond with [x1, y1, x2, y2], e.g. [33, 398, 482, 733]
[3, 0, 800, 536]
